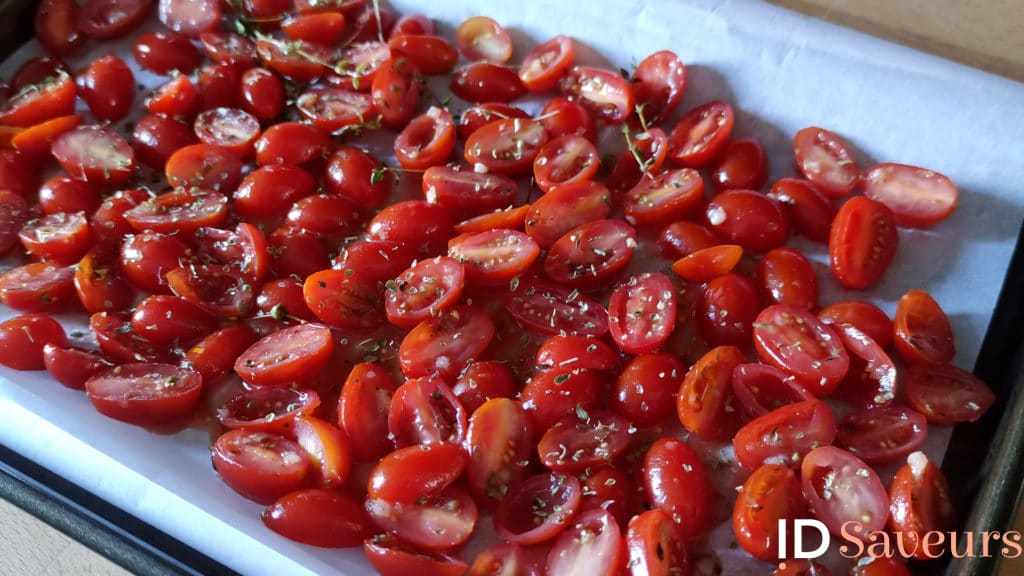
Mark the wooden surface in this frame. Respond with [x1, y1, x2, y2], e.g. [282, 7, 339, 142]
[2, 1, 1023, 575]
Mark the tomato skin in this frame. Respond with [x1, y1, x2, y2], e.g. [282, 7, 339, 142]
[623, 168, 705, 228]
[533, 134, 599, 193]
[626, 509, 689, 576]
[464, 397, 533, 504]
[158, 0, 219, 36]
[74, 248, 134, 314]
[0, 314, 69, 371]
[493, 472, 581, 544]
[535, 335, 619, 373]
[834, 323, 897, 408]
[704, 190, 790, 254]
[388, 374, 467, 447]
[608, 272, 677, 355]
[903, 363, 995, 424]
[612, 353, 685, 427]
[733, 464, 806, 562]
[212, 429, 312, 504]
[240, 67, 284, 121]
[304, 267, 384, 330]
[264, 489, 371, 548]
[695, 273, 760, 347]
[544, 219, 636, 289]
[119, 232, 191, 294]
[893, 289, 955, 365]
[293, 415, 351, 488]
[0, 191, 28, 258]
[0, 262, 78, 313]
[399, 304, 495, 380]
[452, 361, 517, 414]
[538, 409, 632, 474]
[132, 114, 198, 170]
[657, 221, 720, 261]
[801, 446, 889, 538]
[862, 163, 957, 227]
[388, 34, 458, 76]
[711, 137, 768, 192]
[384, 256, 464, 328]
[757, 247, 819, 311]
[519, 35, 574, 92]
[642, 437, 713, 539]
[520, 368, 602, 432]
[183, 324, 258, 384]
[768, 178, 836, 244]
[326, 147, 390, 209]
[366, 486, 478, 551]
[818, 300, 893, 350]
[888, 451, 955, 560]
[338, 362, 395, 461]
[753, 304, 850, 396]
[133, 31, 202, 75]
[38, 176, 99, 216]
[367, 442, 467, 502]
[282, 11, 346, 45]
[677, 345, 743, 440]
[86, 363, 202, 427]
[200, 32, 256, 69]
[835, 406, 927, 465]
[296, 86, 378, 133]
[458, 102, 530, 141]
[395, 107, 456, 170]
[334, 240, 418, 284]
[18, 211, 92, 264]
[234, 323, 334, 387]
[733, 398, 837, 470]
[78, 55, 135, 121]
[455, 15, 511, 63]
[364, 536, 468, 576]
[12, 114, 81, 159]
[287, 194, 361, 237]
[165, 144, 243, 193]
[368, 200, 454, 257]
[78, 0, 150, 39]
[829, 196, 898, 289]
[43, 345, 113, 390]
[671, 244, 743, 283]
[393, 13, 433, 37]
[254, 122, 329, 166]
[525, 180, 611, 249]
[130, 295, 216, 347]
[731, 362, 813, 418]
[0, 71, 76, 127]
[90, 312, 176, 365]
[451, 62, 527, 103]
[424, 166, 516, 219]
[793, 126, 859, 198]
[35, 0, 84, 56]
[233, 164, 316, 220]
[667, 100, 734, 168]
[540, 97, 595, 142]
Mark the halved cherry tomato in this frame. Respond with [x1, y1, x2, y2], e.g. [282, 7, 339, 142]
[294, 414, 350, 488]
[757, 247, 819, 310]
[520, 368, 602, 432]
[0, 262, 77, 313]
[611, 353, 684, 427]
[423, 166, 516, 219]
[540, 97, 595, 142]
[85, 363, 202, 427]
[264, 489, 371, 548]
[464, 397, 532, 503]
[676, 345, 743, 440]
[835, 406, 927, 465]
[183, 324, 259, 383]
[367, 200, 454, 257]
[217, 386, 320, 437]
[671, 244, 743, 283]
[731, 362, 813, 418]
[384, 256, 465, 328]
[538, 409, 631, 473]
[133, 31, 202, 75]
[304, 267, 385, 330]
[18, 211, 92, 264]
[254, 122, 329, 166]
[388, 34, 457, 76]
[560, 66, 633, 124]
[626, 509, 689, 576]
[793, 126, 859, 198]
[13, 114, 82, 159]
[801, 446, 889, 538]
[240, 68, 284, 121]
[505, 278, 609, 337]
[197, 223, 271, 285]
[0, 191, 28, 258]
[519, 35, 574, 92]
[533, 134, 599, 192]
[78, 0, 150, 39]
[234, 323, 334, 387]
[609, 128, 670, 194]
[52, 125, 135, 184]
[338, 362, 395, 461]
[631, 50, 687, 125]
[451, 62, 525, 103]
[535, 334, 619, 372]
[35, 0, 83, 56]
[334, 240, 418, 284]
[818, 300, 893, 350]
[90, 311, 176, 364]
[42, 344, 112, 389]
[254, 38, 331, 83]
[363, 535, 468, 576]
[829, 196, 898, 289]
[888, 451, 955, 560]
[158, 0, 218, 36]
[455, 205, 531, 234]
[367, 442, 466, 502]
[658, 220, 720, 260]
[234, 164, 316, 219]
[642, 437, 713, 539]
[327, 146, 391, 208]
[297, 86, 378, 133]
[666, 100, 734, 168]
[458, 102, 530, 140]
[893, 289, 955, 365]
[193, 107, 260, 155]
[286, 194, 361, 236]
[608, 272, 676, 355]
[704, 190, 790, 254]
[546, 508, 622, 576]
[862, 163, 957, 227]
[711, 137, 768, 192]
[524, 180, 611, 248]
[74, 247, 134, 313]
[132, 114, 197, 170]
[78, 55, 134, 121]
[903, 362, 994, 424]
[130, 294, 216, 346]
[388, 374, 467, 447]
[395, 107, 456, 169]
[493, 472, 581, 544]
[399, 304, 495, 380]
[452, 361, 517, 414]
[282, 11, 346, 45]
[544, 219, 637, 289]
[465, 117, 549, 176]
[696, 272, 760, 347]
[199, 31, 256, 68]
[733, 399, 837, 470]
[753, 304, 850, 396]
[392, 13, 433, 36]
[0, 71, 75, 127]
[125, 189, 228, 235]
[467, 544, 536, 576]
[768, 178, 836, 244]
[165, 143, 242, 193]
[212, 429, 311, 504]
[0, 314, 68, 371]
[166, 264, 255, 319]
[835, 323, 897, 408]
[366, 486, 478, 550]
[455, 16, 512, 63]
[733, 463, 807, 562]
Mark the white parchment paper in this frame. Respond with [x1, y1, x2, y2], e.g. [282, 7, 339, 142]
[2, 1, 1024, 574]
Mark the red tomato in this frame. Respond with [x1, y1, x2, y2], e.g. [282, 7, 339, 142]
[893, 289, 955, 365]
[254, 38, 330, 82]
[835, 406, 928, 465]
[193, 107, 260, 155]
[458, 102, 530, 140]
[85, 363, 202, 427]
[835, 323, 897, 408]
[829, 196, 898, 289]
[818, 300, 893, 350]
[78, 0, 150, 39]
[125, 189, 228, 235]
[611, 353, 684, 427]
[271, 228, 330, 279]
[37, 175, 98, 215]
[326, 147, 391, 208]
[455, 16, 512, 63]
[395, 107, 456, 169]
[43, 344, 113, 389]
[366, 486, 478, 550]
[546, 508, 622, 576]
[731, 362, 813, 418]
[524, 180, 611, 248]
[464, 397, 533, 503]
[753, 304, 850, 396]
[296, 86, 379, 133]
[0, 261, 77, 313]
[862, 163, 957, 227]
[452, 361, 517, 414]
[338, 362, 395, 461]
[608, 128, 669, 195]
[282, 11, 346, 45]
[533, 135, 599, 192]
[35, 0, 83, 56]
[695, 273, 760, 347]
[254, 122, 329, 166]
[364, 535, 468, 576]
[623, 168, 704, 228]
[90, 311, 176, 364]
[768, 178, 837, 244]
[467, 544, 537, 576]
[74, 247, 134, 313]
[304, 267, 384, 330]
[423, 166, 516, 219]
[0, 314, 68, 371]
[704, 190, 790, 253]
[287, 194, 361, 237]
[711, 137, 768, 192]
[12, 114, 81, 159]
[607, 272, 676, 355]
[666, 100, 734, 168]
[540, 97, 595, 142]
[165, 143, 242, 193]
[455, 204, 531, 234]
[384, 256, 465, 328]
[493, 472, 581, 544]
[9, 56, 69, 92]
[388, 374, 467, 447]
[774, 560, 835, 576]
[535, 335, 619, 373]
[505, 278, 609, 337]
[52, 125, 135, 184]
[0, 70, 76, 127]
[793, 126, 859, 198]
[78, 55, 134, 121]
[132, 114, 197, 170]
[0, 191, 28, 258]
[264, 489, 371, 547]
[158, 0, 218, 36]
[519, 35, 574, 92]
[642, 437, 713, 539]
[18, 211, 92, 264]
[671, 244, 743, 283]
[195, 63, 242, 110]
[211, 429, 311, 504]
[733, 464, 806, 561]
[560, 66, 634, 124]
[234, 164, 316, 220]
[451, 62, 525, 103]
[392, 13, 433, 36]
[851, 557, 912, 576]
[294, 415, 351, 488]
[657, 221, 720, 260]
[733, 399, 837, 470]
[166, 264, 255, 319]
[631, 50, 687, 125]
[240, 68, 285, 121]
[184, 324, 259, 384]
[367, 442, 467, 502]
[334, 240, 417, 284]
[388, 34, 458, 76]
[626, 509, 689, 576]
[133, 31, 202, 75]
[130, 295, 216, 346]
[368, 200, 454, 257]
[544, 219, 637, 289]
[198, 223, 271, 285]
[399, 304, 495, 380]
[520, 368, 602, 432]
[888, 451, 955, 560]
[217, 386, 319, 437]
[465, 117, 549, 176]
[199, 32, 256, 69]
[801, 446, 889, 537]
[757, 247, 819, 310]
[537, 409, 631, 473]
[234, 323, 334, 387]
[676, 345, 743, 440]
[903, 363, 995, 424]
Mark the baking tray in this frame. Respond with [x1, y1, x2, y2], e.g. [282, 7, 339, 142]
[1, 0, 1023, 574]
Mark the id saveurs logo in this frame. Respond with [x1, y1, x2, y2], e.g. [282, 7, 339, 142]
[776, 519, 1024, 562]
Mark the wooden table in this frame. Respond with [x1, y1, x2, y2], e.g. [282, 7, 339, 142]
[2, 1, 1022, 575]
